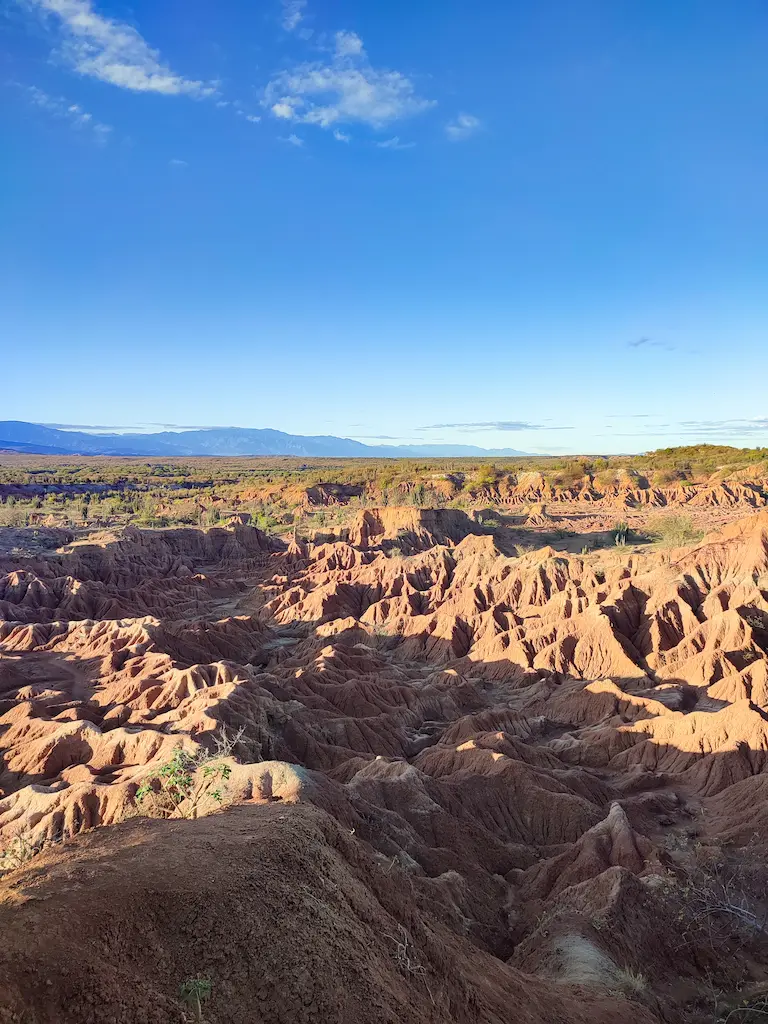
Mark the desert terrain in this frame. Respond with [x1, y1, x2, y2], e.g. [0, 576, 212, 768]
[2, 451, 768, 1022]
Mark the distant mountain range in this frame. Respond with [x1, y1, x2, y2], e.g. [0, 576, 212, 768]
[0, 422, 533, 459]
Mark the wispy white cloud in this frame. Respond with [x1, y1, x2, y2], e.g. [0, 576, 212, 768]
[596, 419, 768, 440]
[279, 133, 304, 147]
[281, 0, 307, 32]
[375, 136, 415, 150]
[23, 0, 216, 97]
[264, 29, 434, 130]
[21, 83, 112, 140]
[333, 128, 350, 142]
[445, 112, 481, 141]
[333, 29, 364, 57]
[422, 421, 573, 431]
[169, 158, 188, 167]
[226, 101, 262, 122]
[675, 418, 768, 436]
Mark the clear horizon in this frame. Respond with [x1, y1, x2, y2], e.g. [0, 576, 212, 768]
[0, 419, 762, 458]
[3, 1, 767, 455]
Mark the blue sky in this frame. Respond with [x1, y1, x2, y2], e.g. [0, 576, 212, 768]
[2, 0, 767, 455]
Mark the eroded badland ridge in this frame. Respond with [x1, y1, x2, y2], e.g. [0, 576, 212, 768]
[3, 452, 768, 1022]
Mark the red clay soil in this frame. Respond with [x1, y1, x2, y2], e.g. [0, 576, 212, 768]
[2, 507, 768, 1022]
[0, 803, 659, 1024]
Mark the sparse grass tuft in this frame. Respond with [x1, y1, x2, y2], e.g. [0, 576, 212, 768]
[614, 966, 648, 998]
[552, 935, 647, 1002]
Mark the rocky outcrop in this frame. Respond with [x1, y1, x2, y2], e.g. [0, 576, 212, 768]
[342, 507, 480, 550]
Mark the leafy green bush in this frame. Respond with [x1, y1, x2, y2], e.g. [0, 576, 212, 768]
[0, 506, 28, 527]
[135, 746, 232, 820]
[650, 514, 703, 548]
[471, 464, 498, 489]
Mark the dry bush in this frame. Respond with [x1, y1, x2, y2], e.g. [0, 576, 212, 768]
[0, 506, 29, 527]
[718, 1000, 768, 1023]
[594, 469, 620, 490]
[0, 831, 39, 875]
[673, 840, 768, 986]
[390, 925, 427, 978]
[683, 862, 768, 940]
[653, 468, 685, 486]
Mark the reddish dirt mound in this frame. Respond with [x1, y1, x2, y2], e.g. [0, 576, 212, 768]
[342, 506, 481, 550]
[491, 473, 768, 511]
[0, 804, 656, 1024]
[2, 511, 768, 1021]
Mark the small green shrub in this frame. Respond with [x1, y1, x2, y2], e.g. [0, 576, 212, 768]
[471, 464, 498, 489]
[179, 977, 211, 1022]
[552, 527, 575, 541]
[613, 521, 630, 546]
[0, 507, 29, 527]
[136, 746, 232, 820]
[0, 831, 39, 874]
[650, 514, 703, 548]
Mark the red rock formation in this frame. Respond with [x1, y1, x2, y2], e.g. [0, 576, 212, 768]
[2, 512, 768, 1021]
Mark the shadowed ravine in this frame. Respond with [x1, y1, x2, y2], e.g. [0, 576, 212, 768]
[2, 508, 768, 1023]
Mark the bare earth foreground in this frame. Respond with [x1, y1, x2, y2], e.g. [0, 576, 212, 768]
[3, 507, 768, 1022]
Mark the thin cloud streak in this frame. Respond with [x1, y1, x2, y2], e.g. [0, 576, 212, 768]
[676, 418, 768, 435]
[595, 418, 768, 441]
[20, 83, 112, 139]
[42, 422, 238, 432]
[627, 336, 676, 352]
[421, 421, 573, 432]
[23, 0, 216, 97]
[375, 136, 414, 150]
